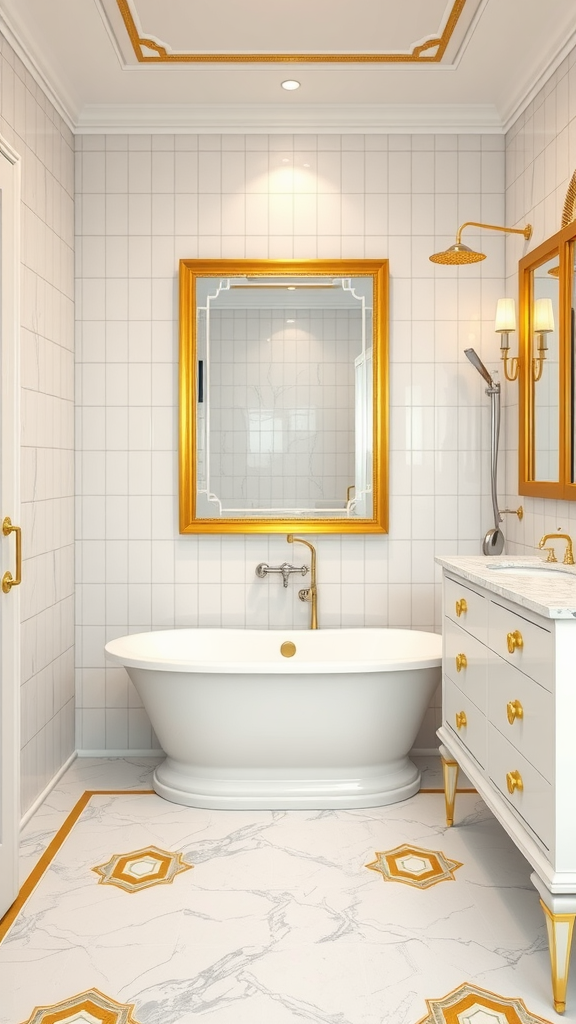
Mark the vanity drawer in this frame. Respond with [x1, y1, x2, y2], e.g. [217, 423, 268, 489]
[488, 724, 553, 851]
[488, 601, 554, 692]
[444, 619, 487, 711]
[444, 575, 488, 643]
[444, 677, 486, 768]
[487, 653, 554, 782]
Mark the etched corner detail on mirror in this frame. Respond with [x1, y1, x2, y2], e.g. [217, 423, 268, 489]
[179, 260, 388, 534]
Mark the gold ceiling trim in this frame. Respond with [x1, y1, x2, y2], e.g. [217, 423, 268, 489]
[116, 0, 468, 64]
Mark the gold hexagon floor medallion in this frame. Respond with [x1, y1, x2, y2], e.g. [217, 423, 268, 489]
[415, 982, 555, 1024]
[92, 844, 193, 893]
[366, 843, 462, 889]
[19, 987, 141, 1024]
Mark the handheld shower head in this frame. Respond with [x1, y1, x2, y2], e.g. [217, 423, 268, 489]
[464, 348, 495, 388]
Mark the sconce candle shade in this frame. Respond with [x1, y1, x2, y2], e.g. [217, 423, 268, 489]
[495, 298, 516, 333]
[533, 297, 555, 334]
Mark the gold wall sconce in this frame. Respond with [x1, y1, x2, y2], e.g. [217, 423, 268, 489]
[429, 221, 532, 265]
[532, 297, 554, 381]
[495, 297, 518, 381]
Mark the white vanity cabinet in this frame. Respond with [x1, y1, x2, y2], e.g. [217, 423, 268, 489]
[436, 556, 576, 1016]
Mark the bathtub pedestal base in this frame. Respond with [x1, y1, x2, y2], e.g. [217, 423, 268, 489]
[152, 756, 422, 809]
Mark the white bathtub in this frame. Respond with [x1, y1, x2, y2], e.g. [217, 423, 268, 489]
[105, 627, 441, 809]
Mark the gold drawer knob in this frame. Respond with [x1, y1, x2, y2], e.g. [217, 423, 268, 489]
[506, 699, 524, 725]
[455, 598, 468, 617]
[506, 770, 524, 795]
[455, 711, 467, 730]
[506, 630, 524, 654]
[455, 653, 468, 673]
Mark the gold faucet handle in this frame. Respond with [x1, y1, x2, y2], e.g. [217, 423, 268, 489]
[541, 546, 557, 563]
[563, 543, 575, 565]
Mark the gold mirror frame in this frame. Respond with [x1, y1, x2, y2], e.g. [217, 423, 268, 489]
[519, 219, 576, 499]
[179, 259, 389, 534]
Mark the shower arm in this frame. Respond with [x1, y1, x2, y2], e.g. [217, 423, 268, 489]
[455, 222, 532, 245]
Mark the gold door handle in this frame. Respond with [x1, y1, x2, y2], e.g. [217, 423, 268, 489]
[455, 598, 468, 617]
[455, 711, 467, 730]
[506, 630, 524, 654]
[506, 770, 523, 795]
[2, 517, 22, 594]
[506, 699, 524, 725]
[455, 653, 468, 673]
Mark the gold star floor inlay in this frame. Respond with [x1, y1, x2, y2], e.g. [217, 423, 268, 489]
[92, 844, 193, 892]
[415, 982, 554, 1024]
[19, 987, 141, 1024]
[366, 843, 463, 888]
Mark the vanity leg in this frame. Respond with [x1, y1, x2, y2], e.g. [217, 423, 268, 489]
[531, 873, 576, 1014]
[540, 901, 575, 1014]
[441, 756, 459, 827]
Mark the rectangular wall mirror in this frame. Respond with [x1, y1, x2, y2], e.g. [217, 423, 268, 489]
[519, 219, 576, 499]
[179, 259, 389, 533]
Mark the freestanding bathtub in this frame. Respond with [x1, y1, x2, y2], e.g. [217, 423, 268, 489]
[105, 627, 441, 809]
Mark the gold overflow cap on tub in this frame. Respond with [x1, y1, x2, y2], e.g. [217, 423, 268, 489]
[280, 641, 296, 658]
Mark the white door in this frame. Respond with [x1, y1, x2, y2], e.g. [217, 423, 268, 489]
[0, 137, 21, 918]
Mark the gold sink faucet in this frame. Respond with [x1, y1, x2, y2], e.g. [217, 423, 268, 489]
[538, 533, 575, 565]
[287, 535, 318, 629]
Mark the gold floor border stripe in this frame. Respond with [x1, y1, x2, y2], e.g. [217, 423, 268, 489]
[0, 790, 154, 943]
[0, 787, 475, 943]
[420, 788, 477, 793]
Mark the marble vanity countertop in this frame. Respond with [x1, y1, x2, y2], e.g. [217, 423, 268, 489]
[435, 554, 576, 619]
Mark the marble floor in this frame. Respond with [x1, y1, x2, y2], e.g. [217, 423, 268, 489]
[0, 756, 570, 1024]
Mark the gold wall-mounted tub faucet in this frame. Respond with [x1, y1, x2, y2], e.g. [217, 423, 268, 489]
[287, 535, 318, 629]
[539, 533, 575, 565]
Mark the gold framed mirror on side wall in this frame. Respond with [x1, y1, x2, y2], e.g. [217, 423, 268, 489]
[518, 219, 576, 499]
[179, 259, 389, 534]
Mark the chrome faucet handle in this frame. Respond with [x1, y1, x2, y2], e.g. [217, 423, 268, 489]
[255, 562, 309, 588]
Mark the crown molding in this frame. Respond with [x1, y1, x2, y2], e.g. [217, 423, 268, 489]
[75, 102, 503, 134]
[0, 10, 76, 131]
[501, 22, 576, 133]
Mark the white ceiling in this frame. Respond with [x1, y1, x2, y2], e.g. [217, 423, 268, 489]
[1, 0, 575, 133]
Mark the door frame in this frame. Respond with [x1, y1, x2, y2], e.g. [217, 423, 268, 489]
[0, 134, 21, 918]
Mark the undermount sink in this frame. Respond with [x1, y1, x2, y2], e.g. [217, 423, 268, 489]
[487, 564, 576, 578]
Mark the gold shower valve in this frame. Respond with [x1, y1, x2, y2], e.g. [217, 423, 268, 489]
[506, 630, 523, 654]
[455, 711, 467, 730]
[506, 699, 524, 725]
[455, 598, 468, 617]
[506, 770, 524, 795]
[455, 653, 468, 673]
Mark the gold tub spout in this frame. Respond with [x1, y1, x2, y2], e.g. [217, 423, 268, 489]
[287, 535, 318, 629]
[539, 533, 575, 565]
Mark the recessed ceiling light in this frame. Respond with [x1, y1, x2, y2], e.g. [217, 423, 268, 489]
[287, 319, 295, 323]
[281, 80, 300, 91]
[287, 286, 296, 290]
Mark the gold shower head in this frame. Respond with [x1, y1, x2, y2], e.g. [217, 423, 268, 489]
[430, 221, 532, 265]
[430, 243, 485, 265]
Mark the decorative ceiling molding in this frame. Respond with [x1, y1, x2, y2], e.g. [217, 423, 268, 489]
[0, 10, 76, 129]
[75, 101, 503, 134]
[101, 0, 480, 65]
[501, 21, 576, 133]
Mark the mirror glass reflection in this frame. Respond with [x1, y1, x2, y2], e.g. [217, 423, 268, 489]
[532, 254, 560, 481]
[195, 275, 374, 520]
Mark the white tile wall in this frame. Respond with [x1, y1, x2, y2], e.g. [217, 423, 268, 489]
[504, 47, 576, 553]
[0, 33, 75, 813]
[75, 131, 506, 753]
